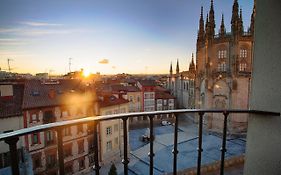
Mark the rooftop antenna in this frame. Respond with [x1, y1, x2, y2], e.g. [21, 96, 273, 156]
[69, 58, 73, 73]
[7, 58, 14, 72]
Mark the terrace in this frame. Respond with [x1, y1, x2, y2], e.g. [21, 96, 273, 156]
[0, 109, 279, 175]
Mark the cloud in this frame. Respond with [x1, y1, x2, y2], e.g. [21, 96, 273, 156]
[98, 59, 109, 64]
[20, 21, 63, 27]
[0, 38, 28, 46]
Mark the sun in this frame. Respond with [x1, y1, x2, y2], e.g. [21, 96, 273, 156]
[82, 69, 91, 78]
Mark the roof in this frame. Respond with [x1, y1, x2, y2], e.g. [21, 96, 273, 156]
[0, 82, 24, 118]
[98, 95, 129, 108]
[110, 85, 140, 92]
[155, 91, 175, 99]
[138, 80, 157, 87]
[22, 79, 94, 109]
[155, 86, 169, 92]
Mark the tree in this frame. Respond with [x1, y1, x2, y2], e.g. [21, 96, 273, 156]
[108, 163, 117, 175]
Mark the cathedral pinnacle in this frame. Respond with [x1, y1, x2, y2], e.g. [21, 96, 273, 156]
[176, 59, 179, 74]
[170, 62, 173, 74]
[208, 0, 215, 38]
[219, 13, 226, 37]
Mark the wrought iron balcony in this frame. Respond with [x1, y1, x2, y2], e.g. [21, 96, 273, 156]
[0, 109, 279, 175]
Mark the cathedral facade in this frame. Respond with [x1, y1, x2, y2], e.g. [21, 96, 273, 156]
[167, 55, 196, 109]
[195, 0, 256, 133]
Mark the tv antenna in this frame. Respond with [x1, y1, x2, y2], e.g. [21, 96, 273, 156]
[69, 58, 73, 73]
[7, 58, 14, 72]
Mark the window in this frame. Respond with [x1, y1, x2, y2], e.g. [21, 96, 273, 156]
[239, 63, 247, 71]
[218, 62, 226, 72]
[163, 100, 167, 105]
[0, 152, 10, 168]
[65, 163, 73, 175]
[89, 155, 95, 166]
[43, 110, 55, 123]
[88, 137, 94, 152]
[240, 49, 247, 58]
[32, 133, 40, 145]
[32, 153, 42, 169]
[106, 141, 112, 151]
[30, 113, 38, 123]
[137, 96, 140, 102]
[106, 127, 112, 136]
[114, 137, 118, 145]
[218, 50, 227, 59]
[78, 158, 85, 170]
[114, 124, 118, 132]
[63, 144, 72, 158]
[77, 124, 83, 134]
[129, 96, 133, 102]
[62, 110, 68, 118]
[46, 130, 54, 145]
[46, 154, 56, 168]
[64, 127, 71, 136]
[78, 140, 84, 154]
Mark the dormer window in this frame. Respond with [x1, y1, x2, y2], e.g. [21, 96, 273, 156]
[240, 49, 247, 58]
[218, 50, 227, 59]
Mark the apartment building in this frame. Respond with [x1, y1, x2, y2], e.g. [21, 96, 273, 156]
[0, 80, 32, 174]
[96, 95, 129, 164]
[22, 79, 96, 175]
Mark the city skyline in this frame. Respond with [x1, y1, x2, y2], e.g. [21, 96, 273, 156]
[0, 0, 253, 75]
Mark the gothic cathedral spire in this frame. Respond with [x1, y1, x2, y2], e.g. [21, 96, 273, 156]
[239, 8, 244, 35]
[170, 62, 173, 75]
[231, 0, 240, 36]
[197, 6, 205, 48]
[189, 53, 195, 73]
[219, 13, 226, 37]
[249, 0, 256, 35]
[176, 59, 179, 74]
[208, 0, 215, 38]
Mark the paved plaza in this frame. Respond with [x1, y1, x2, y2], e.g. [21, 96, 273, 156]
[99, 118, 246, 175]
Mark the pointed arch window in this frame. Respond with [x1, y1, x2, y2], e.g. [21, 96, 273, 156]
[240, 49, 247, 58]
[218, 62, 226, 72]
[239, 63, 247, 71]
[218, 50, 227, 59]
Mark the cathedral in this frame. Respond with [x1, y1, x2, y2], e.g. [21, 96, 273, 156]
[195, 0, 256, 133]
[167, 55, 196, 110]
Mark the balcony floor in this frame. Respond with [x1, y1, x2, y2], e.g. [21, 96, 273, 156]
[99, 117, 246, 175]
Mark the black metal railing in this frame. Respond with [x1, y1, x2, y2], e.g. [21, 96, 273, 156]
[0, 109, 279, 175]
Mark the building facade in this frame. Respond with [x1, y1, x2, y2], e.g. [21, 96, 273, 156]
[167, 55, 196, 109]
[96, 95, 129, 164]
[22, 79, 96, 175]
[0, 81, 33, 174]
[195, 0, 255, 133]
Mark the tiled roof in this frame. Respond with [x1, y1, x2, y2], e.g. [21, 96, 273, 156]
[111, 85, 140, 92]
[22, 79, 92, 109]
[0, 82, 24, 118]
[138, 80, 157, 87]
[155, 91, 175, 99]
[98, 95, 129, 108]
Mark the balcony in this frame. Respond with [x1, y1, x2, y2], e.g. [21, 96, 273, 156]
[0, 109, 279, 175]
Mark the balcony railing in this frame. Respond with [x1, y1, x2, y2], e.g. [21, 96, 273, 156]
[0, 109, 279, 175]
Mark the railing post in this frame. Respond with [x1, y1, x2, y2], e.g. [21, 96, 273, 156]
[122, 117, 129, 175]
[220, 111, 229, 175]
[93, 121, 100, 175]
[5, 136, 19, 175]
[172, 113, 179, 175]
[56, 127, 65, 175]
[148, 115, 155, 175]
[197, 112, 204, 175]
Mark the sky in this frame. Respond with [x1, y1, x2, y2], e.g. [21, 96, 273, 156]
[0, 0, 254, 75]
